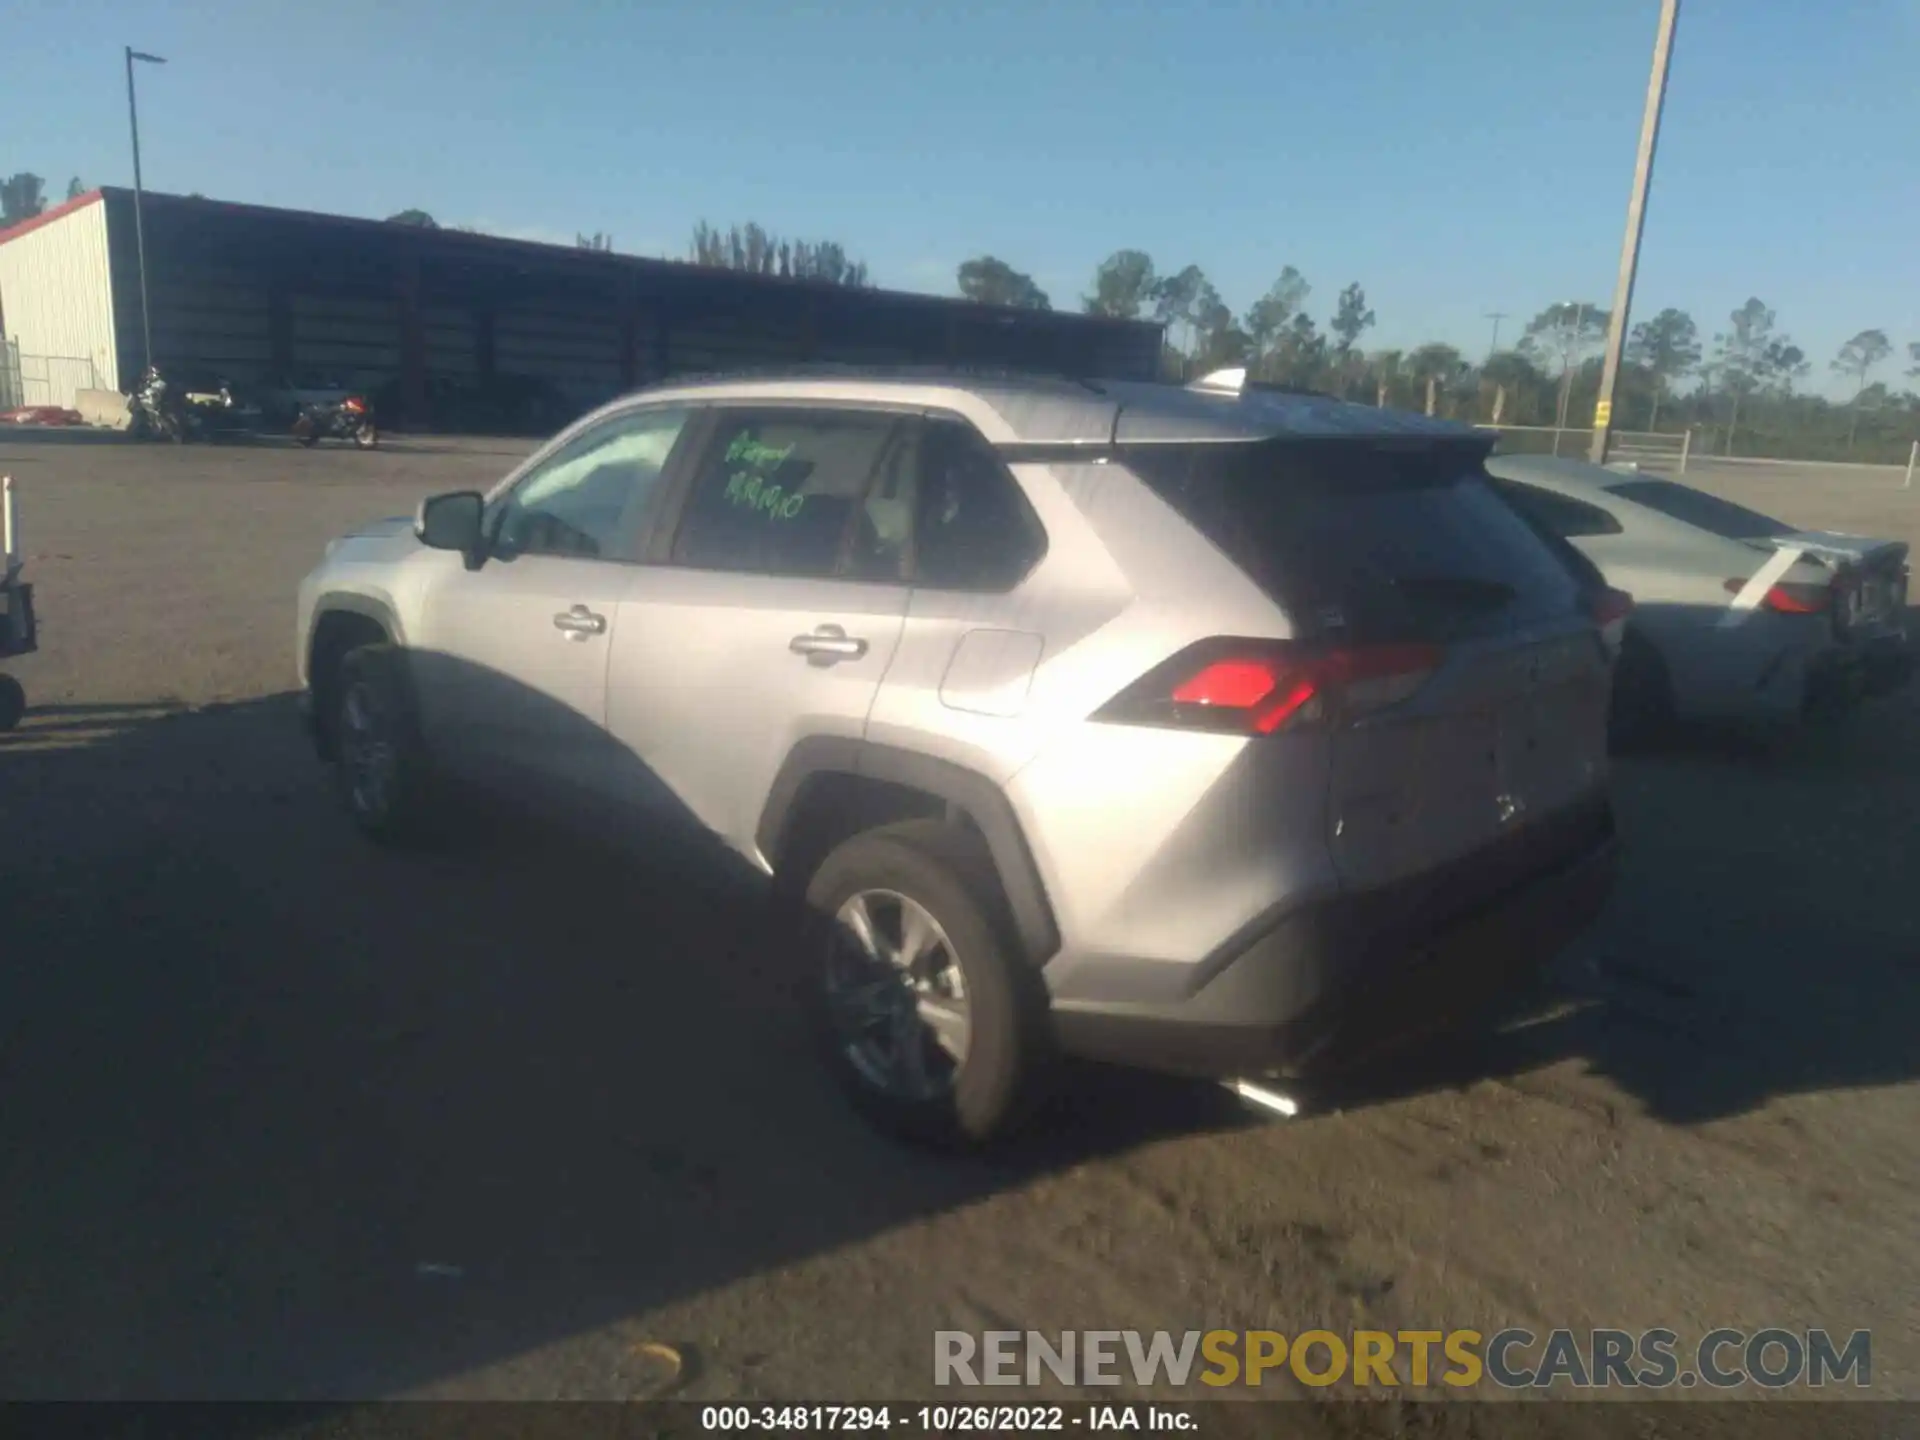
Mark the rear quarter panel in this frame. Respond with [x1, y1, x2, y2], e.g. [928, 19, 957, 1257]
[863, 457, 1287, 785]
[917, 459, 1336, 997]
[1574, 504, 1829, 718]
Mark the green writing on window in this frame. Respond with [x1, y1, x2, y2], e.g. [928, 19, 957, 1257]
[724, 470, 806, 519]
[722, 432, 805, 519]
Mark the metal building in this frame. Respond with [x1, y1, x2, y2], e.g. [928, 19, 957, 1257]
[0, 188, 1162, 420]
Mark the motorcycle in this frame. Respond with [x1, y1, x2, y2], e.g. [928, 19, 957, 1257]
[292, 393, 378, 449]
[127, 365, 193, 443]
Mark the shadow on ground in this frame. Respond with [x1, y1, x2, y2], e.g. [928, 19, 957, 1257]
[0, 689, 1247, 1402]
[2, 647, 1917, 1401]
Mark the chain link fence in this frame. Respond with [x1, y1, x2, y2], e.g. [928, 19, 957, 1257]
[0, 345, 104, 411]
[0, 339, 21, 410]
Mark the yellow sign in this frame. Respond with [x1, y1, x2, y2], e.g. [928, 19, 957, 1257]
[1593, 400, 1613, 428]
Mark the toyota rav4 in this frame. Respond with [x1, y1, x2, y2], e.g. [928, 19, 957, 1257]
[295, 366, 1619, 1145]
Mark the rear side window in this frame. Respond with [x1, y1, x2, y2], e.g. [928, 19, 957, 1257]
[671, 409, 906, 578]
[1124, 440, 1585, 642]
[1607, 479, 1789, 541]
[1490, 479, 1623, 538]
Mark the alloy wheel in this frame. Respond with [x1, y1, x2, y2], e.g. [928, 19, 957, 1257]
[824, 889, 970, 1101]
[339, 679, 397, 821]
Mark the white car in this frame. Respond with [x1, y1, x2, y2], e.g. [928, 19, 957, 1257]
[1485, 454, 1913, 741]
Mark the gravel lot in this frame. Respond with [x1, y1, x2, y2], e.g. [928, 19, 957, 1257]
[2, 430, 1916, 1413]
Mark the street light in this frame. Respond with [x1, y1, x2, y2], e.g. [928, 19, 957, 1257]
[1590, 0, 1681, 464]
[125, 46, 166, 376]
[1552, 299, 1589, 456]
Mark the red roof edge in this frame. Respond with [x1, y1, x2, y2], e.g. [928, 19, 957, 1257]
[0, 188, 106, 247]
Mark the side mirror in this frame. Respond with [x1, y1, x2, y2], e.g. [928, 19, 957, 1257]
[415, 490, 485, 563]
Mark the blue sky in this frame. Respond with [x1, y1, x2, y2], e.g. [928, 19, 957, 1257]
[7, 0, 1918, 398]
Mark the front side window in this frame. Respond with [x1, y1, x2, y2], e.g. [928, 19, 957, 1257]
[490, 407, 690, 561]
[671, 409, 906, 578]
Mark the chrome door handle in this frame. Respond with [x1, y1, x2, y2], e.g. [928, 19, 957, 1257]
[789, 624, 869, 666]
[553, 605, 607, 640]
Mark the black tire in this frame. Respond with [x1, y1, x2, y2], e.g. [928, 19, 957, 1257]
[1609, 629, 1675, 752]
[803, 819, 1052, 1149]
[299, 432, 319, 449]
[354, 423, 379, 449]
[0, 673, 24, 732]
[327, 643, 446, 845]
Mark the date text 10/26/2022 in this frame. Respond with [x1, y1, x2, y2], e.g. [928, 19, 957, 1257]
[700, 1405, 1193, 1432]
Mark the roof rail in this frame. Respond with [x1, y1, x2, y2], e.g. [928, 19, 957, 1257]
[646, 362, 1113, 395]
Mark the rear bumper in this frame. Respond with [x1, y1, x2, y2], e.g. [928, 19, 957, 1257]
[1051, 797, 1617, 1079]
[1808, 631, 1916, 710]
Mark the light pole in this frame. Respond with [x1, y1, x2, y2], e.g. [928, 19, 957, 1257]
[1552, 299, 1588, 456]
[125, 46, 166, 376]
[1484, 312, 1507, 362]
[1590, 0, 1681, 464]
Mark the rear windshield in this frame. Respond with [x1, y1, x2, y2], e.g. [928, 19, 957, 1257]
[1123, 440, 1586, 642]
[1607, 479, 1789, 541]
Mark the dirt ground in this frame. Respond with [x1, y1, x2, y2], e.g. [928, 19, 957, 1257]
[1, 430, 1916, 1414]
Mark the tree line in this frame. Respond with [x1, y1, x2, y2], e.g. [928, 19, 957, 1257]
[948, 247, 1920, 465]
[2, 173, 87, 222]
[8, 168, 1915, 464]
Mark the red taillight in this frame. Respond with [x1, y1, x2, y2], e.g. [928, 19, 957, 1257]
[1096, 639, 1441, 736]
[1170, 657, 1322, 733]
[1723, 577, 1832, 613]
[1591, 588, 1634, 626]
[343, 396, 366, 413]
[1171, 660, 1286, 708]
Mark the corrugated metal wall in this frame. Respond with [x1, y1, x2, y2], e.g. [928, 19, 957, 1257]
[664, 304, 813, 375]
[0, 197, 120, 404]
[423, 304, 477, 383]
[17, 190, 1161, 429]
[288, 293, 401, 386]
[495, 305, 624, 410]
[148, 270, 272, 383]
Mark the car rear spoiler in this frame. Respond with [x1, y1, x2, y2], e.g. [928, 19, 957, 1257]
[1756, 531, 1908, 571]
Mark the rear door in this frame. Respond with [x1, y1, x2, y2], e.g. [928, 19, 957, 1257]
[604, 405, 913, 859]
[1131, 440, 1610, 891]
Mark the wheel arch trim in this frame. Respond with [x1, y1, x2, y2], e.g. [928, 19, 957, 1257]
[305, 591, 407, 672]
[756, 737, 1062, 966]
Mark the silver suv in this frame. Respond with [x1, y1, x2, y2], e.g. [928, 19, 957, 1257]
[296, 367, 1618, 1145]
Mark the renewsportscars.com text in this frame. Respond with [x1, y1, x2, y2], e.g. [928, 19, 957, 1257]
[934, 1327, 1871, 1390]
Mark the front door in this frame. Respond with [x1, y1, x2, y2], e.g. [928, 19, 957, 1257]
[409, 405, 696, 807]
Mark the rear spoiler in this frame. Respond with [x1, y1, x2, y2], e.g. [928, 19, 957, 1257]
[1757, 531, 1908, 571]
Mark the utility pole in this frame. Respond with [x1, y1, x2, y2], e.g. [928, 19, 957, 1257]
[1551, 300, 1588, 455]
[1484, 312, 1508, 361]
[1590, 0, 1681, 465]
[125, 47, 167, 376]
